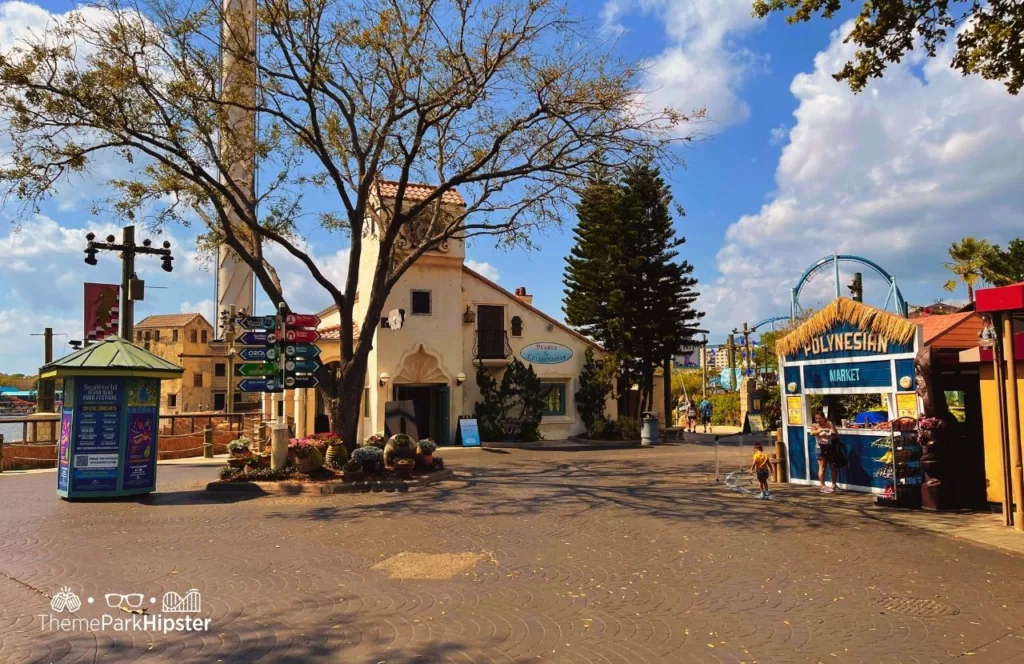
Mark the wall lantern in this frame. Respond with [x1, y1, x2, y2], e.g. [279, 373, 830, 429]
[379, 372, 390, 387]
[456, 372, 466, 386]
[786, 382, 797, 394]
[898, 376, 913, 390]
[462, 306, 476, 324]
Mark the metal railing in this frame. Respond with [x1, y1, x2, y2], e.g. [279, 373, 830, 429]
[474, 329, 512, 360]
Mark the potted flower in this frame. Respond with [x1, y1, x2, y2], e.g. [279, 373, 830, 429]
[227, 439, 251, 469]
[315, 433, 347, 467]
[384, 433, 415, 466]
[352, 446, 384, 474]
[289, 439, 324, 473]
[341, 459, 365, 482]
[245, 450, 271, 471]
[416, 439, 438, 468]
[394, 457, 415, 479]
[363, 432, 386, 449]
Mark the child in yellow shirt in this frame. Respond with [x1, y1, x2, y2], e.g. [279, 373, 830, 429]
[750, 443, 771, 500]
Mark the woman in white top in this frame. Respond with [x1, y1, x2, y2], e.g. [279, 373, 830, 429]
[808, 411, 840, 493]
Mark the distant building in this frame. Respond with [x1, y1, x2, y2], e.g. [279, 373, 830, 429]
[908, 302, 963, 319]
[134, 313, 219, 413]
[702, 344, 733, 370]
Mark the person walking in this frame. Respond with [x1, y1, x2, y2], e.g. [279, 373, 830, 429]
[809, 410, 840, 493]
[698, 397, 712, 433]
[750, 442, 772, 499]
[685, 400, 698, 434]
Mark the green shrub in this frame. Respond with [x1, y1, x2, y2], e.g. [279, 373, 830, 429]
[219, 466, 296, 482]
[761, 383, 782, 431]
[708, 393, 740, 426]
[417, 439, 438, 455]
[615, 416, 640, 440]
[576, 348, 612, 435]
[472, 359, 545, 442]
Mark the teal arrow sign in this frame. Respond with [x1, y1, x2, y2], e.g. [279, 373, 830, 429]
[236, 315, 276, 331]
[284, 375, 319, 389]
[283, 343, 321, 359]
[285, 359, 321, 373]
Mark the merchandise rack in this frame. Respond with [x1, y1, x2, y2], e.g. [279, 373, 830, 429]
[875, 417, 922, 508]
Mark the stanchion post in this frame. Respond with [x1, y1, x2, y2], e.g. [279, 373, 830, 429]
[714, 435, 720, 482]
[0, 433, 5, 473]
[202, 425, 214, 458]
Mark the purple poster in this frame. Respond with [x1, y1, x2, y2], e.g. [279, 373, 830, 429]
[123, 379, 159, 491]
[124, 411, 157, 490]
[57, 408, 73, 492]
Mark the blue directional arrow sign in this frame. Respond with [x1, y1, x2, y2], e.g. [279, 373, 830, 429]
[283, 375, 319, 389]
[237, 377, 282, 392]
[236, 330, 277, 346]
[285, 359, 321, 373]
[283, 343, 321, 359]
[237, 346, 277, 362]
[236, 315, 276, 331]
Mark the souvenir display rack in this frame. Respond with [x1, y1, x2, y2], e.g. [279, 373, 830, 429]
[875, 417, 922, 508]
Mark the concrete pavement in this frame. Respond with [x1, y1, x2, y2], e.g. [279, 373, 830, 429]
[1, 442, 1022, 663]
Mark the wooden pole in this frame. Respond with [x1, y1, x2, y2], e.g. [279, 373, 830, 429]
[1001, 315, 1024, 530]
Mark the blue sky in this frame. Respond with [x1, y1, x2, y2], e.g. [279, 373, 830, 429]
[2, 0, 1024, 373]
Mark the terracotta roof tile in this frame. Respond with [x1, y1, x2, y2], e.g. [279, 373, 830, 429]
[376, 179, 465, 206]
[318, 323, 359, 341]
[136, 313, 210, 329]
[918, 312, 978, 345]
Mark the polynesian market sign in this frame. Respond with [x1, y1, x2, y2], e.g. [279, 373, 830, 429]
[521, 342, 573, 364]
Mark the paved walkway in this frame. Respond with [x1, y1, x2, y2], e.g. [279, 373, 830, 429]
[1, 443, 1022, 663]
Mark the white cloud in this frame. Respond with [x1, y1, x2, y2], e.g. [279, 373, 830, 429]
[179, 299, 214, 324]
[702, 21, 1024, 336]
[769, 124, 788, 145]
[0, 308, 82, 371]
[465, 260, 500, 282]
[608, 0, 766, 128]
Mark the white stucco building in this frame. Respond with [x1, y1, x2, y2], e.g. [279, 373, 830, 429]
[269, 180, 666, 443]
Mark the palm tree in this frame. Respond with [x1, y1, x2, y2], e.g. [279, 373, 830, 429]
[943, 237, 1002, 302]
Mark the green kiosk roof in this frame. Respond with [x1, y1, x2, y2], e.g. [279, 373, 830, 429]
[40, 336, 184, 379]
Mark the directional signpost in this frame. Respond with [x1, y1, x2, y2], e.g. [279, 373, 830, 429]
[234, 311, 323, 398]
[235, 362, 277, 377]
[237, 347, 277, 362]
[284, 343, 320, 358]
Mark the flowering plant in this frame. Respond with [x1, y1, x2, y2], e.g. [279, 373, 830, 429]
[919, 417, 946, 430]
[311, 432, 342, 446]
[363, 432, 386, 449]
[288, 438, 318, 459]
[227, 439, 251, 457]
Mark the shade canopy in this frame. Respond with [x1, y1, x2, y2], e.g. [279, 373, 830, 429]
[39, 336, 184, 380]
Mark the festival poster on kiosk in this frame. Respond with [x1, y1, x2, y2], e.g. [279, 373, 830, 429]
[72, 378, 122, 492]
[124, 379, 159, 490]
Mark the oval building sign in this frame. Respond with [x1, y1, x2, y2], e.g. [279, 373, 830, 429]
[521, 342, 573, 364]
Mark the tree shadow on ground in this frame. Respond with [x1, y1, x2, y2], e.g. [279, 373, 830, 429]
[264, 448, 864, 533]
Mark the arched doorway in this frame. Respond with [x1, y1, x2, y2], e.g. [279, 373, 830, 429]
[390, 344, 452, 444]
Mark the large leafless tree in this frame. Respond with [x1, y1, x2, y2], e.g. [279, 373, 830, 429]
[0, 0, 701, 450]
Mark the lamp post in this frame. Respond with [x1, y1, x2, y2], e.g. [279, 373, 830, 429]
[84, 225, 173, 342]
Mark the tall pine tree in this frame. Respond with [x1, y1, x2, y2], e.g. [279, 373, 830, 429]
[564, 161, 702, 418]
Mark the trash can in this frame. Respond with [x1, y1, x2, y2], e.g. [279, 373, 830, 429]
[641, 412, 659, 446]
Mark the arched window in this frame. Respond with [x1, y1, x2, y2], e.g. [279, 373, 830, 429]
[510, 316, 523, 337]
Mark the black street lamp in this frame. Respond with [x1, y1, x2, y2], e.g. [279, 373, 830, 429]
[83, 225, 173, 342]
